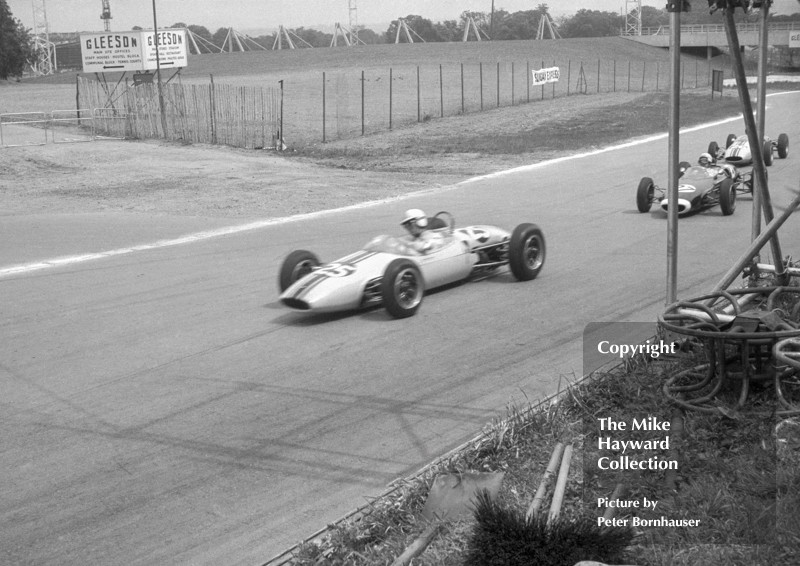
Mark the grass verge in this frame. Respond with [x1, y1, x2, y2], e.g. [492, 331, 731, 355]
[277, 318, 800, 566]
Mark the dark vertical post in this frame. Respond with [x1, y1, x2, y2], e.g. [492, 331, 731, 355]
[361, 70, 365, 135]
[597, 59, 600, 93]
[460, 63, 465, 114]
[210, 74, 216, 144]
[497, 62, 500, 108]
[511, 62, 514, 106]
[723, 7, 784, 281]
[527, 60, 530, 102]
[75, 74, 81, 123]
[152, 0, 167, 136]
[666, 4, 681, 305]
[753, 2, 770, 250]
[322, 71, 326, 142]
[656, 62, 660, 91]
[551, 59, 555, 98]
[480, 62, 483, 110]
[439, 64, 444, 117]
[417, 66, 421, 122]
[627, 60, 631, 92]
[567, 59, 571, 96]
[389, 67, 393, 129]
[541, 60, 545, 100]
[279, 79, 284, 150]
[642, 61, 646, 92]
[613, 60, 616, 92]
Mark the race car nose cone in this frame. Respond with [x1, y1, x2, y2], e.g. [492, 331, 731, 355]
[660, 199, 691, 214]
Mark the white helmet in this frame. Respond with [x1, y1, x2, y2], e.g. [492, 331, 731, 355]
[698, 153, 714, 167]
[402, 208, 428, 228]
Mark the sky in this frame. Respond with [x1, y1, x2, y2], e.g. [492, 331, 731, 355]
[7, 0, 800, 34]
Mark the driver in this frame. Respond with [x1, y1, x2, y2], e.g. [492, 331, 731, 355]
[401, 209, 444, 254]
[698, 152, 716, 167]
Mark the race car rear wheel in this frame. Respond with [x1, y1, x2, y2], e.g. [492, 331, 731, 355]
[381, 259, 424, 318]
[763, 140, 774, 166]
[509, 223, 546, 281]
[637, 177, 655, 213]
[720, 178, 736, 216]
[708, 141, 719, 156]
[279, 250, 320, 292]
[726, 134, 736, 148]
[777, 133, 789, 159]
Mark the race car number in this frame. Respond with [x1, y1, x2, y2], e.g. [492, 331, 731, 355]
[316, 263, 356, 277]
[678, 184, 696, 193]
[457, 227, 490, 243]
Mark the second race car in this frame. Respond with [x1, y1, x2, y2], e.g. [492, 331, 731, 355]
[277, 211, 545, 319]
[636, 159, 739, 216]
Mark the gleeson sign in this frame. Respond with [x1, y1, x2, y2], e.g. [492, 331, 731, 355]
[531, 66, 560, 86]
[80, 29, 188, 73]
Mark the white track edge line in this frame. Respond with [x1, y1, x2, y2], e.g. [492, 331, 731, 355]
[2, 91, 796, 278]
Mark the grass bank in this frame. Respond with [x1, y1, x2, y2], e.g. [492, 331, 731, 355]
[280, 330, 800, 566]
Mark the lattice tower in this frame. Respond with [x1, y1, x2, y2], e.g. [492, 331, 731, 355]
[625, 0, 642, 36]
[31, 0, 56, 74]
[101, 0, 112, 31]
[348, 0, 358, 45]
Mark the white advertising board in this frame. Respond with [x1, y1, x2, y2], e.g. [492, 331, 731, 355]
[141, 30, 188, 71]
[790, 31, 800, 49]
[532, 67, 560, 86]
[80, 29, 187, 73]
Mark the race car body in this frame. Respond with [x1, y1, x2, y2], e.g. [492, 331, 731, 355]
[709, 132, 789, 166]
[636, 164, 738, 216]
[277, 213, 545, 318]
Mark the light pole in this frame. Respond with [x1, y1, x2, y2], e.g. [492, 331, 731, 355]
[152, 0, 167, 135]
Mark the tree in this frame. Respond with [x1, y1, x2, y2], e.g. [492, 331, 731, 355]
[354, 27, 384, 45]
[186, 25, 212, 43]
[0, 0, 33, 79]
[557, 9, 625, 38]
[385, 15, 441, 43]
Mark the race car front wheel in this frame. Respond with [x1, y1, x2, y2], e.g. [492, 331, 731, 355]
[778, 133, 789, 159]
[637, 177, 655, 213]
[720, 178, 736, 216]
[763, 140, 774, 166]
[509, 223, 546, 281]
[279, 250, 320, 292]
[381, 259, 424, 318]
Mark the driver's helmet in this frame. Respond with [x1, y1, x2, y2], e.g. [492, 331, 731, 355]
[698, 153, 715, 167]
[401, 209, 428, 234]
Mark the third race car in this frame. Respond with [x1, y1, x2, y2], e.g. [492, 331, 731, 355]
[708, 132, 789, 167]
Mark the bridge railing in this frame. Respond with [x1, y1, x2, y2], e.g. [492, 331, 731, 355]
[621, 21, 800, 36]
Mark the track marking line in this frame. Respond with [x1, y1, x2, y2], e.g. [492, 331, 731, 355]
[2, 92, 796, 279]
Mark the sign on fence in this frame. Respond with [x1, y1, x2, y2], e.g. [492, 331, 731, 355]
[790, 31, 800, 49]
[711, 69, 723, 99]
[532, 67, 560, 86]
[80, 29, 187, 73]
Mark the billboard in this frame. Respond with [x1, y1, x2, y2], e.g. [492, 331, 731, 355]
[80, 29, 187, 73]
[532, 67, 560, 86]
[790, 31, 800, 49]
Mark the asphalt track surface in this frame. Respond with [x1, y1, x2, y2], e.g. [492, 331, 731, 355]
[2, 92, 799, 565]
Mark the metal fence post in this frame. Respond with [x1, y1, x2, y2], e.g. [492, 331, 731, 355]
[361, 70, 365, 135]
[389, 67, 393, 130]
[480, 62, 483, 111]
[417, 66, 421, 122]
[322, 71, 326, 143]
[439, 64, 444, 117]
[497, 62, 500, 108]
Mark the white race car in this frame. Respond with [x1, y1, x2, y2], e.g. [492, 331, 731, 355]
[708, 132, 789, 166]
[278, 212, 545, 318]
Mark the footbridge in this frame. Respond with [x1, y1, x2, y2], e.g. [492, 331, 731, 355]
[623, 22, 800, 52]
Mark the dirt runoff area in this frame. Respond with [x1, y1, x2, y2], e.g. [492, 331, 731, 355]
[0, 91, 741, 220]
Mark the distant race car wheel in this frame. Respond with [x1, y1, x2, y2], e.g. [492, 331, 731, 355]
[678, 161, 691, 177]
[637, 177, 655, 213]
[708, 141, 719, 156]
[381, 259, 424, 318]
[726, 134, 736, 148]
[777, 133, 789, 159]
[763, 140, 774, 166]
[720, 178, 736, 216]
[279, 250, 320, 292]
[508, 223, 546, 281]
